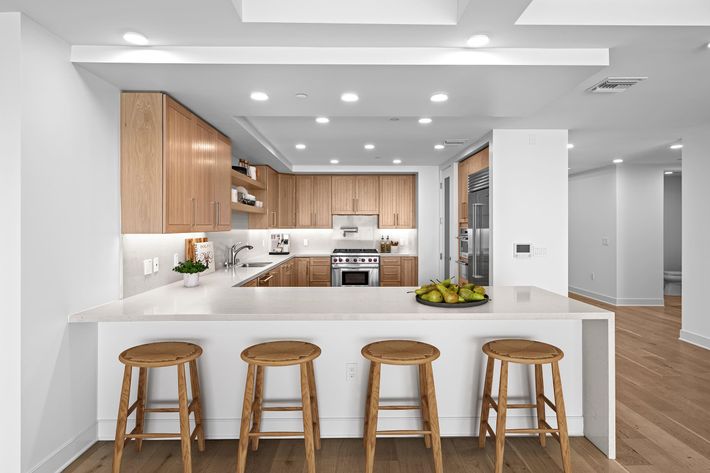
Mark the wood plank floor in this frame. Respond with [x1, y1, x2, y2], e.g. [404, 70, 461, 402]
[65, 296, 710, 473]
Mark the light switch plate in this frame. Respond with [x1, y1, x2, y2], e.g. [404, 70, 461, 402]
[173, 253, 180, 267]
[153, 257, 159, 272]
[143, 259, 153, 276]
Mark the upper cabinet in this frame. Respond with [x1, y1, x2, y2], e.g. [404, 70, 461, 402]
[331, 175, 380, 214]
[278, 174, 296, 228]
[458, 147, 489, 225]
[379, 175, 416, 229]
[296, 175, 332, 228]
[249, 166, 279, 229]
[121, 92, 232, 233]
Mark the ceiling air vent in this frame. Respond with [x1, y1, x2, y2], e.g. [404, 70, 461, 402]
[587, 77, 647, 94]
[444, 139, 470, 146]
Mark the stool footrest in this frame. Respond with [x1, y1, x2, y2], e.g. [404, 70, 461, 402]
[142, 399, 199, 414]
[506, 427, 559, 434]
[262, 406, 303, 412]
[248, 431, 304, 438]
[125, 433, 180, 439]
[379, 404, 421, 411]
[541, 420, 561, 442]
[376, 429, 432, 436]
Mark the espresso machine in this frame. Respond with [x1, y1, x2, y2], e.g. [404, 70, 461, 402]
[269, 233, 290, 255]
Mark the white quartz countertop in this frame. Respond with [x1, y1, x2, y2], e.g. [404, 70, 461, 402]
[69, 268, 612, 323]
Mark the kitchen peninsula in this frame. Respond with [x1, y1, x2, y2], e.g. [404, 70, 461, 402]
[70, 269, 615, 460]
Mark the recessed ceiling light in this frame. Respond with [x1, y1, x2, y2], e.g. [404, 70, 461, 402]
[341, 92, 359, 103]
[250, 91, 269, 101]
[295, 143, 306, 150]
[430, 93, 448, 103]
[567, 143, 575, 149]
[393, 159, 402, 164]
[330, 159, 339, 164]
[670, 144, 683, 150]
[613, 158, 624, 164]
[295, 93, 308, 99]
[419, 118, 433, 125]
[665, 171, 674, 175]
[364, 144, 375, 150]
[315, 117, 330, 124]
[467, 34, 490, 48]
[434, 144, 445, 150]
[123, 31, 149, 46]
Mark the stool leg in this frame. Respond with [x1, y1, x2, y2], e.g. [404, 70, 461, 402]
[189, 360, 206, 453]
[134, 367, 148, 452]
[250, 366, 265, 451]
[494, 361, 509, 473]
[300, 363, 316, 473]
[364, 362, 381, 473]
[424, 362, 443, 473]
[478, 356, 495, 449]
[418, 364, 432, 449]
[177, 362, 193, 473]
[307, 361, 322, 450]
[534, 364, 547, 447]
[112, 365, 132, 473]
[362, 362, 375, 448]
[236, 364, 256, 473]
[552, 362, 572, 473]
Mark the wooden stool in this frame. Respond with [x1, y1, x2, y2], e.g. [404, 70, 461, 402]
[236, 341, 322, 473]
[112, 342, 205, 473]
[361, 340, 443, 473]
[479, 339, 572, 473]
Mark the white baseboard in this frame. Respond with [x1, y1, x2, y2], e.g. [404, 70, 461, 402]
[568, 287, 617, 305]
[28, 423, 97, 473]
[680, 329, 710, 351]
[569, 287, 664, 307]
[615, 298, 665, 307]
[97, 415, 584, 441]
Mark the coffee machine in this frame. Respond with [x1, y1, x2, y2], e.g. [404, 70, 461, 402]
[269, 233, 290, 255]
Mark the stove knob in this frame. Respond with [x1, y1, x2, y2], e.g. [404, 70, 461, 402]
[368, 258, 373, 262]
[345, 258, 350, 262]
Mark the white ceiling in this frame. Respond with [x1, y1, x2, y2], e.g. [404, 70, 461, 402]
[3, 0, 710, 172]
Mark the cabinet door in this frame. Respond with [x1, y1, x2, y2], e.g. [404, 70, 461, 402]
[331, 175, 355, 214]
[379, 175, 397, 228]
[355, 175, 379, 214]
[266, 167, 280, 228]
[163, 98, 194, 233]
[295, 175, 314, 227]
[309, 257, 331, 285]
[313, 175, 332, 228]
[192, 120, 216, 231]
[295, 258, 310, 287]
[278, 174, 296, 227]
[214, 134, 232, 231]
[396, 175, 416, 228]
[241, 279, 257, 287]
[458, 160, 468, 224]
[402, 257, 418, 286]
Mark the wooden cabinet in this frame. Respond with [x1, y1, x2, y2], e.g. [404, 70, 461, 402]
[458, 147, 489, 225]
[331, 175, 380, 214]
[279, 260, 294, 287]
[401, 257, 419, 286]
[379, 175, 416, 229]
[309, 257, 331, 286]
[295, 258, 310, 287]
[249, 166, 279, 229]
[241, 279, 258, 287]
[121, 92, 232, 234]
[278, 174, 296, 228]
[380, 256, 418, 286]
[257, 269, 280, 287]
[296, 175, 332, 228]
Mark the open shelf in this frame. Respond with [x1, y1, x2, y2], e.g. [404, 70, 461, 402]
[231, 201, 266, 214]
[231, 170, 265, 190]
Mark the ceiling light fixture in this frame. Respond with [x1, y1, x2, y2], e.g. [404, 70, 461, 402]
[364, 144, 375, 150]
[250, 91, 269, 101]
[665, 171, 674, 175]
[613, 158, 624, 164]
[315, 117, 330, 124]
[295, 93, 308, 99]
[567, 143, 575, 149]
[123, 31, 149, 46]
[467, 34, 490, 48]
[341, 92, 359, 103]
[419, 118, 433, 124]
[430, 93, 448, 103]
[670, 144, 683, 150]
[393, 159, 402, 164]
[330, 159, 339, 164]
[295, 143, 306, 150]
[434, 144, 445, 150]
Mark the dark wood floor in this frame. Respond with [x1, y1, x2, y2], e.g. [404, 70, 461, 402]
[65, 296, 710, 473]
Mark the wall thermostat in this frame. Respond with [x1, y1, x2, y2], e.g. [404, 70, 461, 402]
[513, 243, 532, 258]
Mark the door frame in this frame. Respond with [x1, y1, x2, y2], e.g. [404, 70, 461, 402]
[439, 165, 455, 279]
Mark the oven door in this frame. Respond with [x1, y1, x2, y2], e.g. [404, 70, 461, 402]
[332, 266, 379, 287]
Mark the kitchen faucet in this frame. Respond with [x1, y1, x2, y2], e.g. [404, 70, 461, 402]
[228, 242, 254, 267]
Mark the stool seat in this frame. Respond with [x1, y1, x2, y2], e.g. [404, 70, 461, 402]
[482, 339, 563, 364]
[361, 340, 440, 365]
[241, 341, 321, 366]
[119, 342, 203, 367]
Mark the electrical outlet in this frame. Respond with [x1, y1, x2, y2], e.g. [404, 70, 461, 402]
[602, 237, 609, 246]
[153, 257, 159, 272]
[173, 253, 180, 267]
[143, 259, 153, 276]
[345, 363, 357, 382]
[304, 238, 309, 247]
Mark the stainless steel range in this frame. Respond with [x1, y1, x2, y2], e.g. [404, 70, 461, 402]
[331, 249, 380, 287]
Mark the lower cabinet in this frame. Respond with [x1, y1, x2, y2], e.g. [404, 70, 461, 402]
[380, 256, 418, 286]
[242, 257, 331, 287]
[242, 278, 258, 287]
[295, 258, 310, 287]
[309, 257, 331, 286]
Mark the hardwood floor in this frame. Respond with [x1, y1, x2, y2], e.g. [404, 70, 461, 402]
[65, 296, 710, 473]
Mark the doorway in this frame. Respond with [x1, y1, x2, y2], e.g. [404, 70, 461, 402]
[440, 166, 454, 279]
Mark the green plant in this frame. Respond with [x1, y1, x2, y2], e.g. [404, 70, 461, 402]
[172, 260, 208, 274]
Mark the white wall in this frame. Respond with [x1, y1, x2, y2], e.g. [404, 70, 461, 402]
[568, 167, 618, 303]
[664, 175, 682, 271]
[681, 125, 710, 349]
[616, 165, 664, 305]
[0, 12, 23, 473]
[18, 15, 121, 473]
[490, 129, 569, 295]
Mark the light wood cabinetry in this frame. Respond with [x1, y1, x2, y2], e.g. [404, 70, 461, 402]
[242, 279, 258, 287]
[242, 257, 330, 287]
[296, 175, 332, 228]
[309, 257, 331, 286]
[295, 258, 310, 287]
[278, 174, 296, 228]
[401, 257, 419, 286]
[257, 269, 280, 287]
[458, 147, 489, 225]
[279, 259, 294, 287]
[380, 256, 418, 286]
[379, 175, 416, 229]
[249, 166, 279, 229]
[121, 92, 232, 234]
[331, 175, 380, 214]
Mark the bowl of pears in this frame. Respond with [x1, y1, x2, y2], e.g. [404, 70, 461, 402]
[413, 278, 489, 308]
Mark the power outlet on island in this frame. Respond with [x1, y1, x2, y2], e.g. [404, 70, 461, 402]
[345, 363, 357, 382]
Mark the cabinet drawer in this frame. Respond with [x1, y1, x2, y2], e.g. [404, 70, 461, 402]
[380, 256, 401, 267]
[309, 281, 331, 287]
[310, 257, 330, 266]
[380, 265, 401, 283]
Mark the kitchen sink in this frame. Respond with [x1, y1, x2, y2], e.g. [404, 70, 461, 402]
[239, 262, 272, 268]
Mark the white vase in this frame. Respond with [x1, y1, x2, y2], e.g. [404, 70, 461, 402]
[183, 273, 200, 288]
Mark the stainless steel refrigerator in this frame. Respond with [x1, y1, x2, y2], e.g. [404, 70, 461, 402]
[467, 169, 490, 285]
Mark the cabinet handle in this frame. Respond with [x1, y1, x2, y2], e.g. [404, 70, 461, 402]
[192, 198, 196, 227]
